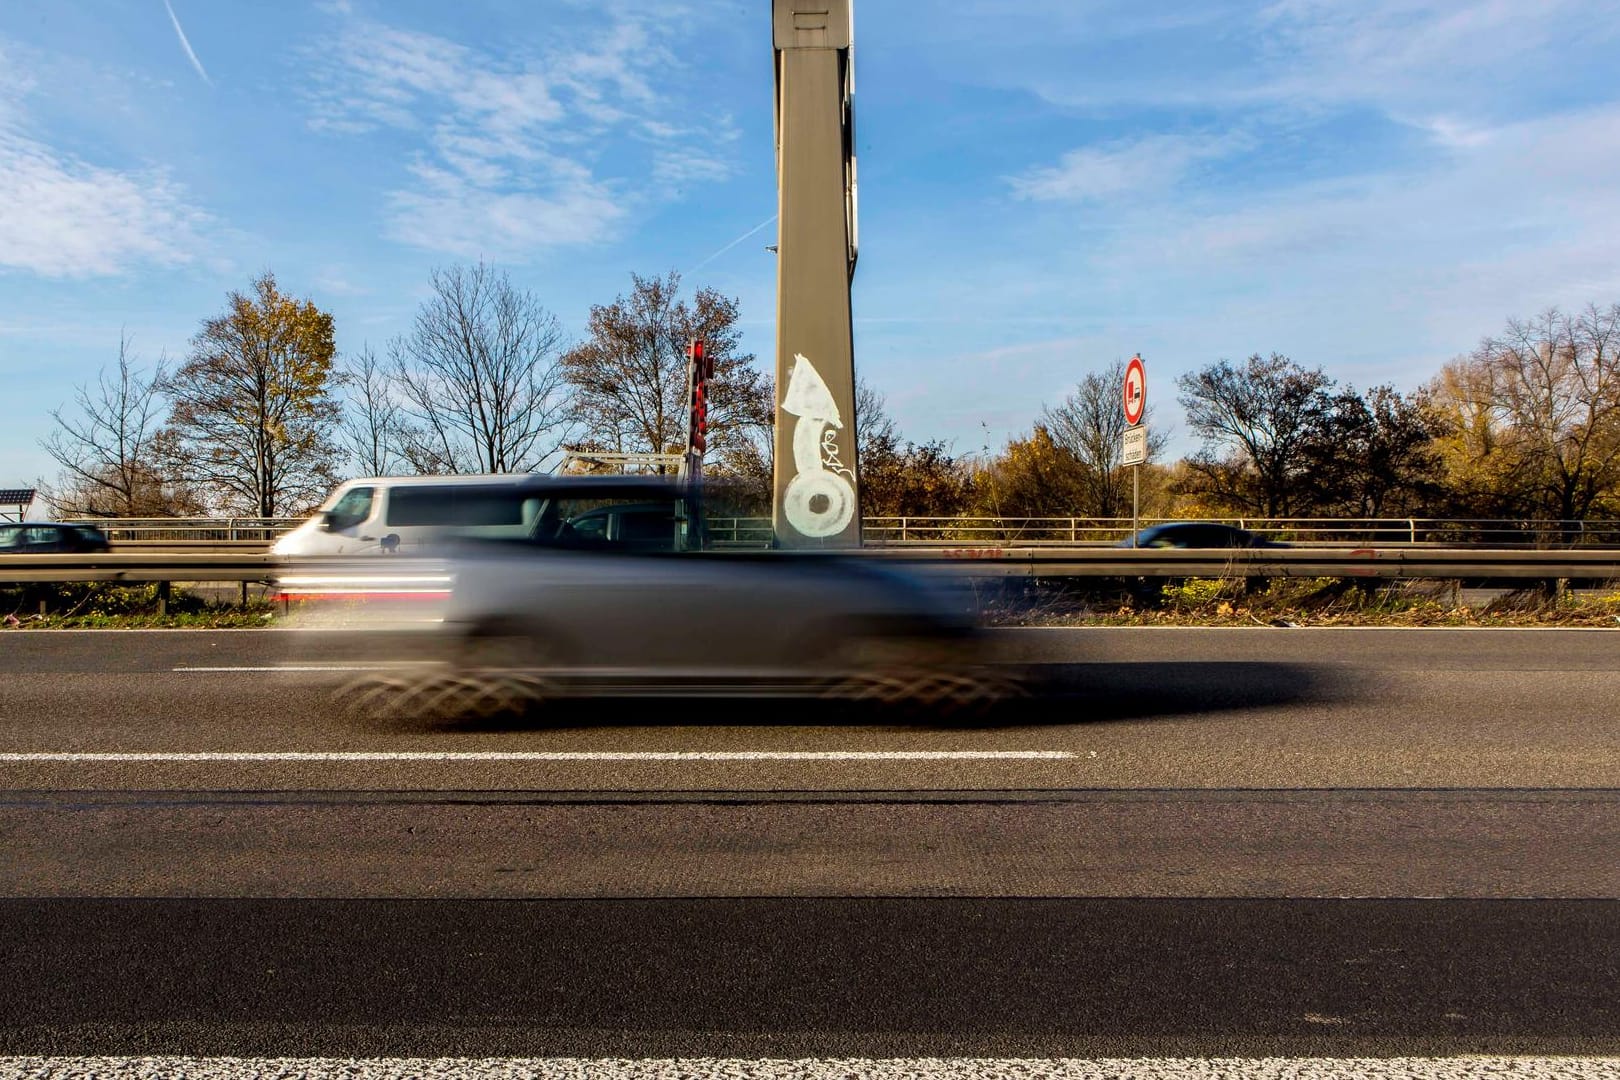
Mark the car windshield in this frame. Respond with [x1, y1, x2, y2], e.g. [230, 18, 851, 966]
[3, 2, 1614, 1075]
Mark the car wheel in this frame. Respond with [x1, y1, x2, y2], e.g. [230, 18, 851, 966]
[816, 632, 1018, 720]
[334, 664, 553, 726]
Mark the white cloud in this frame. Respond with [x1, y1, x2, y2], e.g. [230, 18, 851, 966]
[1009, 132, 1250, 202]
[1226, 2, 1615, 156]
[970, 0, 1620, 146]
[1142, 107, 1620, 277]
[0, 48, 207, 279]
[386, 169, 625, 259]
[301, 6, 731, 261]
[982, 103, 1620, 400]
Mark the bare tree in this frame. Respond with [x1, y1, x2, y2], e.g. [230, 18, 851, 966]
[560, 271, 772, 474]
[390, 262, 573, 474]
[1041, 360, 1169, 518]
[40, 332, 200, 517]
[1177, 353, 1334, 517]
[1484, 305, 1620, 521]
[1425, 305, 1620, 523]
[163, 272, 344, 516]
[338, 344, 405, 477]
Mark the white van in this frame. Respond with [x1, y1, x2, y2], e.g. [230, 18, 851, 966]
[270, 474, 547, 557]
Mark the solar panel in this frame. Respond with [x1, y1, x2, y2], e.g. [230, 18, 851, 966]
[0, 489, 34, 505]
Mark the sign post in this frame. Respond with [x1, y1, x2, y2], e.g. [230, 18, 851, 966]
[684, 338, 711, 482]
[1121, 355, 1147, 546]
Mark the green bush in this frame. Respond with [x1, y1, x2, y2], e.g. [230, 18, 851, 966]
[1159, 578, 1232, 611]
[1, 582, 273, 620]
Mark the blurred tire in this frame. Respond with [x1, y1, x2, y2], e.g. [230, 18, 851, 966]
[816, 633, 1022, 720]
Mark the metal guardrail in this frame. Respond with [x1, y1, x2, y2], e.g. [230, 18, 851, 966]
[856, 516, 1620, 547]
[0, 553, 282, 585]
[2, 548, 1618, 587]
[871, 547, 1620, 580]
[65, 515, 1620, 549]
[61, 517, 300, 542]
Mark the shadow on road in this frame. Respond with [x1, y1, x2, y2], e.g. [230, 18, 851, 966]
[1016, 659, 1360, 724]
[352, 660, 1357, 735]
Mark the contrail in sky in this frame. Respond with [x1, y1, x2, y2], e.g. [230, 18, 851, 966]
[688, 214, 778, 273]
[163, 0, 213, 86]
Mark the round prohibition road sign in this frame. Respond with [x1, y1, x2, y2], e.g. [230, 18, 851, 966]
[1123, 354, 1146, 426]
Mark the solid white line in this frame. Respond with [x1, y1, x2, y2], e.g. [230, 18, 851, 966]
[173, 665, 429, 672]
[0, 750, 1075, 763]
[1006, 624, 1620, 632]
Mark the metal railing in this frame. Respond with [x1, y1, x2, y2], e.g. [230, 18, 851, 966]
[2, 548, 1619, 587]
[708, 516, 1620, 548]
[62, 517, 302, 542]
[58, 514, 1620, 550]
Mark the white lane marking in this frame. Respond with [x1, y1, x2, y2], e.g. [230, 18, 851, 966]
[174, 665, 429, 672]
[1006, 624, 1620, 633]
[0, 750, 1074, 763]
[1, 1059, 1616, 1079]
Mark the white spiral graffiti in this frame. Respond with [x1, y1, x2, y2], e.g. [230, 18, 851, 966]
[780, 353, 856, 538]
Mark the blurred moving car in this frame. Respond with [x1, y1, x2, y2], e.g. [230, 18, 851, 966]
[0, 523, 112, 554]
[1118, 522, 1286, 549]
[318, 475, 1010, 716]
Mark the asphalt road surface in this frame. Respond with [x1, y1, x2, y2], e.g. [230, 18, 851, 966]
[1, 627, 1617, 1064]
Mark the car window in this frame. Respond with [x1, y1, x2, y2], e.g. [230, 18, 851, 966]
[1141, 529, 1183, 548]
[0, 526, 23, 549]
[567, 513, 610, 541]
[326, 487, 375, 530]
[384, 485, 535, 529]
[618, 508, 677, 545]
[534, 496, 685, 552]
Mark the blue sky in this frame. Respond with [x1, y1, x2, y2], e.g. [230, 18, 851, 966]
[4, 0, 1620, 493]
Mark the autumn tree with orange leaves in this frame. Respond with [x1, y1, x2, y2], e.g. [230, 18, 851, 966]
[162, 272, 343, 516]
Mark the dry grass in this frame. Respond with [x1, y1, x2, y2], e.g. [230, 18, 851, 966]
[982, 576, 1620, 629]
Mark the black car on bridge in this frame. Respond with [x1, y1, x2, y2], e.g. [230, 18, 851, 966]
[1117, 522, 1286, 550]
[0, 523, 112, 554]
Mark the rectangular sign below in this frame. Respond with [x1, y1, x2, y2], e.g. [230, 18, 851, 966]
[1122, 424, 1148, 467]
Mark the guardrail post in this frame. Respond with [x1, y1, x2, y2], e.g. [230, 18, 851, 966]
[1409, 518, 1416, 544]
[156, 580, 171, 616]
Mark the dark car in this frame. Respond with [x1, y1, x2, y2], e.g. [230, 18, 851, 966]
[1118, 522, 1285, 549]
[0, 523, 112, 554]
[1112, 522, 1285, 605]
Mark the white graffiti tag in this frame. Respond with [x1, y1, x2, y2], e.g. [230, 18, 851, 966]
[780, 352, 856, 538]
